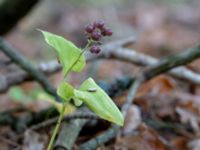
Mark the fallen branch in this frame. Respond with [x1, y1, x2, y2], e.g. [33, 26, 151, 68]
[78, 44, 200, 150]
[143, 45, 200, 81]
[54, 107, 90, 150]
[1, 37, 200, 95]
[0, 60, 60, 93]
[97, 47, 200, 85]
[0, 37, 134, 150]
[1, 36, 200, 149]
[79, 125, 119, 150]
[78, 79, 140, 150]
[54, 76, 133, 150]
[0, 37, 60, 101]
[55, 119, 87, 150]
[0, 37, 135, 94]
[29, 112, 98, 131]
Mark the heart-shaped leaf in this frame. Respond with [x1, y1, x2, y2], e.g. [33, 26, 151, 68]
[74, 78, 124, 126]
[40, 30, 86, 76]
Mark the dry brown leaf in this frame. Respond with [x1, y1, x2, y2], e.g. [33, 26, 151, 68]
[171, 137, 189, 150]
[115, 124, 170, 150]
[135, 93, 177, 119]
[174, 92, 200, 113]
[137, 75, 176, 97]
[123, 105, 142, 134]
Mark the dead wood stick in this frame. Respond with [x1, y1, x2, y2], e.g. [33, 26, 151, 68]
[78, 44, 200, 150]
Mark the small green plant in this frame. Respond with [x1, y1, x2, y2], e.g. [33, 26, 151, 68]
[39, 20, 124, 150]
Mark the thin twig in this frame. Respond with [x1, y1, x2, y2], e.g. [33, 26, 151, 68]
[78, 44, 200, 150]
[0, 37, 135, 94]
[54, 76, 133, 150]
[1, 37, 200, 95]
[0, 37, 60, 101]
[121, 79, 142, 116]
[29, 112, 98, 131]
[0, 36, 135, 150]
[2, 48, 200, 96]
[79, 125, 119, 150]
[97, 46, 200, 85]
[78, 79, 141, 150]
[1, 35, 200, 149]
[0, 61, 60, 94]
[143, 45, 200, 81]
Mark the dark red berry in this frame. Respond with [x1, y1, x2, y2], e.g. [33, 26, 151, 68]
[101, 28, 107, 36]
[105, 28, 113, 36]
[85, 24, 95, 33]
[84, 20, 112, 43]
[90, 45, 101, 54]
[96, 20, 105, 29]
[92, 21, 97, 28]
[91, 30, 101, 41]
[95, 47, 101, 54]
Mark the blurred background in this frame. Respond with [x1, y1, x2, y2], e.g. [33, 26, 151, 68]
[1, 0, 200, 149]
[2, 0, 200, 109]
[5, 0, 200, 58]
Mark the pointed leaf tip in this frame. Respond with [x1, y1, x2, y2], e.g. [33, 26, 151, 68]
[39, 30, 86, 76]
[74, 78, 124, 126]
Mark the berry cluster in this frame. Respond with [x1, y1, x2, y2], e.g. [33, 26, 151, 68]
[84, 20, 113, 54]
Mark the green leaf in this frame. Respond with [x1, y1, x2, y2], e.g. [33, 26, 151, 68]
[40, 30, 86, 76]
[74, 78, 124, 126]
[37, 92, 76, 114]
[72, 97, 83, 106]
[9, 87, 33, 104]
[57, 82, 74, 102]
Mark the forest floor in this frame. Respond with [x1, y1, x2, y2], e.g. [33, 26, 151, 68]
[1, 0, 200, 149]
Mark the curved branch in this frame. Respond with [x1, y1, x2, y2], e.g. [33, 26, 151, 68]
[78, 44, 200, 150]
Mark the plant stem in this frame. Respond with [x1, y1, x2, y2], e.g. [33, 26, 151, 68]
[64, 41, 91, 77]
[47, 40, 91, 150]
[47, 102, 67, 150]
